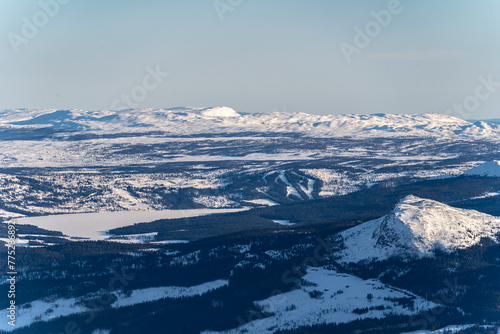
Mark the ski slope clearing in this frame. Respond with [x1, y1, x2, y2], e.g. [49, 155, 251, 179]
[338, 195, 500, 263]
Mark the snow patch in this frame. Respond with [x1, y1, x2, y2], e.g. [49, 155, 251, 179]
[245, 199, 279, 206]
[150, 239, 189, 245]
[112, 279, 229, 308]
[272, 220, 296, 226]
[170, 250, 201, 266]
[106, 232, 158, 243]
[403, 324, 500, 334]
[193, 195, 240, 208]
[0, 209, 25, 220]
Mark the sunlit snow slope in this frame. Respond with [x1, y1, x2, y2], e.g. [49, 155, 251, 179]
[465, 160, 500, 177]
[338, 195, 500, 263]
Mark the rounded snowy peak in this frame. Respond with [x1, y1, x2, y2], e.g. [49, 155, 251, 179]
[199, 107, 240, 118]
[464, 161, 500, 177]
[338, 196, 500, 263]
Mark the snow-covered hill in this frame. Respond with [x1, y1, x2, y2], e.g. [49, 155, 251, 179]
[2, 107, 500, 140]
[205, 267, 436, 334]
[338, 195, 500, 263]
[465, 160, 500, 177]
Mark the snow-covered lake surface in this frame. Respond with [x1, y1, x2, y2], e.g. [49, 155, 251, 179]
[16, 208, 248, 241]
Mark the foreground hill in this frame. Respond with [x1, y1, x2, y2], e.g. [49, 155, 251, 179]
[338, 195, 500, 263]
[465, 160, 500, 177]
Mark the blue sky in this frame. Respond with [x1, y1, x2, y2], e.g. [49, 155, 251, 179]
[0, 0, 499, 118]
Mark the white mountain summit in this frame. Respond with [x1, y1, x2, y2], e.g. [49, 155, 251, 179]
[465, 161, 500, 177]
[338, 195, 500, 263]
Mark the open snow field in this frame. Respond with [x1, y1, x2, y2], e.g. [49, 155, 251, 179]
[204, 267, 436, 334]
[0, 279, 228, 331]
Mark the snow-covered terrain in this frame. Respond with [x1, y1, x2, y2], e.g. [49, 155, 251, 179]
[203, 267, 436, 334]
[0, 143, 479, 215]
[112, 279, 228, 308]
[338, 195, 500, 263]
[272, 219, 296, 226]
[0, 209, 24, 220]
[465, 160, 500, 177]
[193, 195, 240, 208]
[2, 108, 498, 216]
[404, 325, 500, 334]
[2, 108, 500, 140]
[0, 279, 228, 331]
[244, 199, 279, 206]
[2, 108, 500, 333]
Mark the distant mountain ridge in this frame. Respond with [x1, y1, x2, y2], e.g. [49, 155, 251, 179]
[1, 107, 500, 140]
[468, 118, 500, 124]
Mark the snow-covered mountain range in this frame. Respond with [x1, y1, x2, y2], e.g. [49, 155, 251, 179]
[338, 195, 500, 263]
[1, 107, 500, 140]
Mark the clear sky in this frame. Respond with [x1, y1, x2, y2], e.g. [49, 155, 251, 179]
[0, 0, 499, 118]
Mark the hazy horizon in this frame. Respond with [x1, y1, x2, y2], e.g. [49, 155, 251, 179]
[1, 1, 499, 119]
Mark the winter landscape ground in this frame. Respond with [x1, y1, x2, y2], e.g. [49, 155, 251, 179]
[1, 107, 500, 334]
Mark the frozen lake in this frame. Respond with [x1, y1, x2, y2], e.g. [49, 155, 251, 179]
[17, 208, 248, 241]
